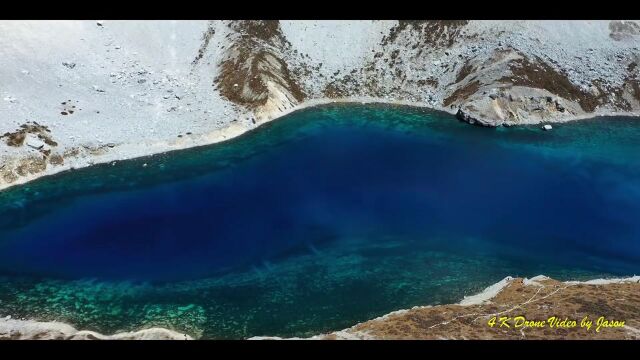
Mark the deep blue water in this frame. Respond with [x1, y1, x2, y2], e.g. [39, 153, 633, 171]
[0, 104, 639, 338]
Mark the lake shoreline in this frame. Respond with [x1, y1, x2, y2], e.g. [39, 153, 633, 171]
[2, 98, 639, 193]
[2, 274, 638, 340]
[307, 275, 640, 340]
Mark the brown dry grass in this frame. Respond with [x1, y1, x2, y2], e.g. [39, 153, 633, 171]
[444, 80, 481, 107]
[455, 60, 475, 83]
[1, 122, 57, 148]
[214, 21, 304, 109]
[504, 57, 622, 112]
[332, 277, 640, 340]
[382, 21, 469, 47]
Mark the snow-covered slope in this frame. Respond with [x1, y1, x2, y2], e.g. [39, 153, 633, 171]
[1, 20, 639, 190]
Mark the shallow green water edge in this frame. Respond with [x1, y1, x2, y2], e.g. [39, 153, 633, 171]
[0, 237, 614, 339]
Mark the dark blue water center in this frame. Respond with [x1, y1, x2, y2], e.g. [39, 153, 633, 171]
[0, 104, 639, 337]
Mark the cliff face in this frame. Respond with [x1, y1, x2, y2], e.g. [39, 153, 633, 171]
[1, 20, 639, 189]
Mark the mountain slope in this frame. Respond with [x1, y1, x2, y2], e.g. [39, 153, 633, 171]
[1, 20, 639, 189]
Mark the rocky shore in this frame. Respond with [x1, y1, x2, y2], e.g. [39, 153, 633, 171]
[0, 318, 192, 340]
[4, 275, 637, 340]
[311, 275, 640, 340]
[2, 20, 639, 191]
[252, 275, 640, 340]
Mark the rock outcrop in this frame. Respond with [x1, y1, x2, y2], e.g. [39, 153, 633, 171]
[0, 317, 192, 340]
[212, 21, 305, 122]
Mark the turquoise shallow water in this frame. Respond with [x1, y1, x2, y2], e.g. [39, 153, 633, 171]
[0, 104, 639, 338]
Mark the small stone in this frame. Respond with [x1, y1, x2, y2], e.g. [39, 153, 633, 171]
[142, 163, 148, 167]
[542, 124, 553, 131]
[26, 136, 45, 150]
[489, 94, 498, 100]
[92, 85, 105, 93]
[96, 21, 103, 27]
[62, 62, 76, 69]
